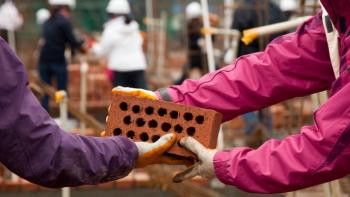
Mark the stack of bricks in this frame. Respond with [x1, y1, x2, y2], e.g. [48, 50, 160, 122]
[105, 94, 223, 159]
[68, 64, 112, 108]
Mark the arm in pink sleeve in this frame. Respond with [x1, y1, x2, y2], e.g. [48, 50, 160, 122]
[157, 13, 335, 121]
[214, 81, 350, 193]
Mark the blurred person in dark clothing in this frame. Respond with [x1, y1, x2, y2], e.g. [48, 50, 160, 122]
[38, 0, 84, 110]
[232, 0, 288, 56]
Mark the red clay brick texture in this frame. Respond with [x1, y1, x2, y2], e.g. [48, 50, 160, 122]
[105, 94, 223, 158]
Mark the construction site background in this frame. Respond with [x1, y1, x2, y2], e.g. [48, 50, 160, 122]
[1, 0, 349, 197]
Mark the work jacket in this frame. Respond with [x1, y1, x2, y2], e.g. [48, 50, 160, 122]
[157, 0, 350, 193]
[92, 17, 147, 72]
[0, 38, 138, 188]
[39, 13, 83, 65]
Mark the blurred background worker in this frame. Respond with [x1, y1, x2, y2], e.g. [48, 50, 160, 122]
[36, 8, 50, 26]
[91, 0, 148, 89]
[186, 1, 205, 80]
[38, 0, 85, 111]
[280, 0, 299, 19]
[175, 1, 219, 84]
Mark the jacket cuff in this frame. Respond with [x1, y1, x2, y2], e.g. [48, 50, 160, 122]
[101, 136, 139, 183]
[213, 148, 247, 186]
[213, 150, 234, 185]
[156, 88, 177, 102]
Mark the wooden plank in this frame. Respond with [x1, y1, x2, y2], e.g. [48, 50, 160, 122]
[29, 75, 105, 132]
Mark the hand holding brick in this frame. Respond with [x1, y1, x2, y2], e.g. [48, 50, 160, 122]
[105, 93, 223, 159]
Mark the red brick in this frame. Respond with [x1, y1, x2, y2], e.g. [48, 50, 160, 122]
[105, 94, 223, 159]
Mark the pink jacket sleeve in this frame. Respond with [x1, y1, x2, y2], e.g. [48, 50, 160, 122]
[156, 13, 335, 121]
[214, 81, 350, 193]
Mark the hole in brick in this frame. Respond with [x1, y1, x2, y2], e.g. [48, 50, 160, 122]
[174, 124, 183, 133]
[140, 132, 149, 142]
[119, 102, 128, 111]
[161, 122, 172, 132]
[132, 105, 141, 114]
[151, 135, 160, 142]
[123, 116, 132, 125]
[187, 127, 196, 136]
[136, 118, 146, 127]
[170, 111, 179, 119]
[183, 112, 193, 121]
[145, 107, 154, 115]
[148, 120, 158, 128]
[113, 128, 122, 136]
[195, 115, 205, 124]
[158, 108, 167, 116]
[127, 131, 135, 139]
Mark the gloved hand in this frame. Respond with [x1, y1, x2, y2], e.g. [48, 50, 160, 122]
[111, 86, 158, 100]
[173, 137, 217, 183]
[135, 133, 177, 168]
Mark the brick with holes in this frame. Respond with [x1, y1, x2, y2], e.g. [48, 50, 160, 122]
[105, 94, 223, 159]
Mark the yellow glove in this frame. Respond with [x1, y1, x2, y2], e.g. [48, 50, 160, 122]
[111, 86, 158, 100]
[135, 133, 177, 168]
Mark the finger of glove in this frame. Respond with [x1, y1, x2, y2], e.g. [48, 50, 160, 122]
[180, 137, 206, 157]
[172, 163, 200, 183]
[157, 155, 194, 166]
[139, 133, 177, 158]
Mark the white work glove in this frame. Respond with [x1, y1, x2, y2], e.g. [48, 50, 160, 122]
[173, 137, 217, 183]
[111, 86, 158, 100]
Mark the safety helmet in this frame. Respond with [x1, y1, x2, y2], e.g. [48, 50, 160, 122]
[186, 2, 202, 20]
[48, 0, 76, 9]
[280, 0, 298, 12]
[106, 0, 131, 14]
[36, 8, 50, 25]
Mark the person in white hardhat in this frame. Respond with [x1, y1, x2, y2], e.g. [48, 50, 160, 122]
[280, 0, 298, 18]
[106, 0, 130, 14]
[36, 8, 50, 25]
[180, 1, 218, 81]
[48, 0, 76, 9]
[38, 0, 85, 110]
[91, 0, 148, 89]
[186, 1, 202, 20]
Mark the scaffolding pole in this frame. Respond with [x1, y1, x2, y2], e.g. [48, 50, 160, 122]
[224, 0, 234, 49]
[200, 1, 225, 173]
[55, 90, 71, 197]
[156, 11, 167, 78]
[242, 16, 312, 45]
[146, 0, 155, 67]
[80, 59, 89, 135]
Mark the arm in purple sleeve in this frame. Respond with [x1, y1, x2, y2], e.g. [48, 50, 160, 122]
[157, 13, 335, 121]
[0, 38, 138, 188]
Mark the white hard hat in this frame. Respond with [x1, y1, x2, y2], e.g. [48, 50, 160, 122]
[186, 2, 202, 20]
[48, 0, 76, 9]
[106, 0, 131, 14]
[280, 0, 298, 12]
[36, 8, 50, 25]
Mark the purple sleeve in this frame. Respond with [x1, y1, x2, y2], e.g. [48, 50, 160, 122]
[0, 38, 138, 188]
[157, 13, 335, 121]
